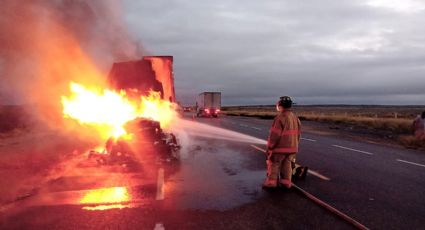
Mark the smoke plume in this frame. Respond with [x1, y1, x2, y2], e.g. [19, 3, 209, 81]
[0, 0, 143, 124]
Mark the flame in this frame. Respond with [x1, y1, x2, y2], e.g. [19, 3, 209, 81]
[80, 187, 130, 204]
[61, 82, 176, 139]
[139, 91, 176, 127]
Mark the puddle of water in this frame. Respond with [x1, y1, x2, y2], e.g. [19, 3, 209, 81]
[163, 140, 267, 211]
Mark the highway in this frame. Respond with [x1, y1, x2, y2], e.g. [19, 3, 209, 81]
[0, 113, 424, 229]
[195, 114, 425, 229]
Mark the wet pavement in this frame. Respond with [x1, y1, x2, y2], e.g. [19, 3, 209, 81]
[195, 114, 425, 229]
[0, 130, 353, 229]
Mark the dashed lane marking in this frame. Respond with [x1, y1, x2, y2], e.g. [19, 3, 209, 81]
[239, 124, 249, 127]
[332, 145, 374, 156]
[306, 170, 330, 181]
[154, 223, 165, 230]
[156, 168, 164, 200]
[251, 126, 262, 131]
[250, 145, 331, 181]
[396, 159, 425, 168]
[301, 137, 317, 142]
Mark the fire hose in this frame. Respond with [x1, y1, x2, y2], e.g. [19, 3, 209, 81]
[257, 146, 369, 230]
[291, 184, 369, 230]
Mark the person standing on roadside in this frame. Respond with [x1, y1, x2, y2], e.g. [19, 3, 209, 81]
[263, 96, 301, 189]
[413, 111, 425, 139]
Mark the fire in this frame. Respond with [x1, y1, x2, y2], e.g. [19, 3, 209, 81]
[61, 82, 176, 139]
[62, 82, 137, 138]
[139, 92, 176, 127]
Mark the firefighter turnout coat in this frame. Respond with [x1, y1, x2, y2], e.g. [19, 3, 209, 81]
[267, 110, 301, 154]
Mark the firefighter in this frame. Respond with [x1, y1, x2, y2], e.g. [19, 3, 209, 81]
[263, 96, 301, 189]
[413, 111, 425, 139]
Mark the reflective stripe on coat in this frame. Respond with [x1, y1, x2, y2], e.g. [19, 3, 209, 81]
[267, 110, 301, 154]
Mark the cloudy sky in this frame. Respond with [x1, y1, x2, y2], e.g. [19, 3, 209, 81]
[122, 0, 425, 105]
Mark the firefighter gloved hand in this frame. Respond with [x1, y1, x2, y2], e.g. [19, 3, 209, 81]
[266, 149, 272, 158]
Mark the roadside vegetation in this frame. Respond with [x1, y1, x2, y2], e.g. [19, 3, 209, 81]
[0, 105, 95, 203]
[0, 105, 34, 136]
[222, 105, 425, 150]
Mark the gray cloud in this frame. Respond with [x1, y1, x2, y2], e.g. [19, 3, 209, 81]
[123, 0, 425, 105]
[2, 1, 420, 106]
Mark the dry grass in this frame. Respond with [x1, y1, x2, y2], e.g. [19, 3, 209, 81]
[222, 105, 425, 150]
[0, 105, 36, 135]
[224, 110, 413, 134]
[299, 114, 412, 134]
[223, 110, 275, 119]
[399, 135, 425, 150]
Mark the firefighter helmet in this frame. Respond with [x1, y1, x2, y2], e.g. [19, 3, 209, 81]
[278, 96, 293, 108]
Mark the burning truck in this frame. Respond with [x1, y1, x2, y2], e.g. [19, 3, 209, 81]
[88, 117, 180, 167]
[63, 56, 180, 167]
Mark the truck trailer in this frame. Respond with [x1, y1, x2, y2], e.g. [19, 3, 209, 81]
[108, 56, 175, 102]
[196, 92, 221, 117]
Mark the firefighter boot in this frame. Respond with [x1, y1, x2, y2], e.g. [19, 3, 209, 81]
[279, 179, 292, 189]
[262, 178, 278, 188]
[263, 158, 278, 188]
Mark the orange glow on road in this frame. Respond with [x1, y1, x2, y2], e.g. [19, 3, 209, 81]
[82, 204, 132, 211]
[80, 187, 130, 204]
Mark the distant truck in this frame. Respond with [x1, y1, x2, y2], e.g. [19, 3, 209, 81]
[196, 92, 221, 117]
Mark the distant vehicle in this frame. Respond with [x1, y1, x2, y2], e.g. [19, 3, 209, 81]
[196, 92, 221, 117]
[183, 107, 192, 112]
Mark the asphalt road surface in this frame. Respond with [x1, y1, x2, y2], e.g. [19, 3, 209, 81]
[194, 114, 425, 229]
[1, 113, 424, 229]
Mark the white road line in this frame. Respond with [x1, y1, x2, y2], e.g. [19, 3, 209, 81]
[332, 145, 374, 156]
[250, 145, 330, 181]
[307, 170, 331, 181]
[397, 159, 425, 168]
[301, 137, 317, 142]
[154, 223, 165, 230]
[240, 124, 249, 127]
[251, 126, 262, 131]
[156, 168, 164, 200]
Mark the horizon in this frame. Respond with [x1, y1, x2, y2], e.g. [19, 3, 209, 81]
[3, 103, 425, 108]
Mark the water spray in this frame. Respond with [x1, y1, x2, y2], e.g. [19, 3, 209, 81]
[171, 119, 267, 145]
